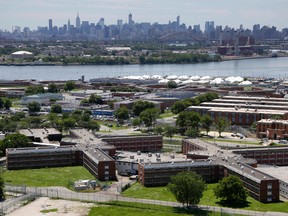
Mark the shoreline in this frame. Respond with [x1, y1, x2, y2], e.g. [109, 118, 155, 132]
[0, 55, 286, 67]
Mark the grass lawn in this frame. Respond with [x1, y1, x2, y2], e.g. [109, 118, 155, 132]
[159, 111, 176, 119]
[123, 183, 288, 213]
[201, 137, 261, 145]
[3, 166, 95, 189]
[89, 201, 228, 216]
[163, 139, 182, 145]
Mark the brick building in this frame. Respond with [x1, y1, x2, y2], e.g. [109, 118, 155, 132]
[187, 96, 288, 127]
[256, 119, 288, 139]
[6, 145, 116, 181]
[101, 135, 163, 152]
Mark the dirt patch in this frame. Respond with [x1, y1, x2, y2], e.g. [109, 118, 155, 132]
[8, 197, 95, 216]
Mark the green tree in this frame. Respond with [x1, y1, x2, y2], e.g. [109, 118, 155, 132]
[27, 101, 41, 113]
[0, 175, 5, 200]
[132, 100, 155, 117]
[139, 55, 146, 64]
[47, 83, 59, 93]
[25, 85, 45, 95]
[62, 118, 76, 131]
[3, 98, 12, 110]
[201, 115, 213, 135]
[214, 117, 230, 137]
[171, 100, 191, 114]
[214, 175, 247, 206]
[64, 81, 76, 91]
[168, 171, 206, 207]
[114, 107, 129, 124]
[154, 126, 164, 135]
[88, 94, 103, 105]
[164, 125, 177, 140]
[0, 133, 32, 155]
[84, 120, 100, 131]
[140, 108, 160, 130]
[167, 80, 178, 88]
[50, 104, 62, 114]
[132, 118, 142, 128]
[176, 111, 200, 135]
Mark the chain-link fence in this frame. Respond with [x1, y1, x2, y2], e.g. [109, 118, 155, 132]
[2, 185, 285, 216]
[0, 193, 36, 215]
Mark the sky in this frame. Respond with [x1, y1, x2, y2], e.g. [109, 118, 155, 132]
[0, 0, 288, 31]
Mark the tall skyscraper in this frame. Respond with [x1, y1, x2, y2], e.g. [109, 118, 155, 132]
[98, 18, 105, 29]
[176, 16, 180, 29]
[68, 19, 71, 32]
[48, 19, 53, 33]
[117, 19, 123, 29]
[76, 13, 81, 29]
[128, 13, 133, 26]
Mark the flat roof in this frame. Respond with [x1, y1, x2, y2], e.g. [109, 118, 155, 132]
[222, 96, 288, 102]
[257, 165, 288, 183]
[141, 160, 216, 170]
[201, 102, 288, 110]
[257, 119, 288, 124]
[188, 106, 288, 115]
[116, 151, 187, 164]
[214, 98, 288, 106]
[83, 147, 114, 163]
[6, 146, 78, 155]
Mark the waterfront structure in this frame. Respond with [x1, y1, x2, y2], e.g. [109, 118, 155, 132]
[10, 51, 34, 59]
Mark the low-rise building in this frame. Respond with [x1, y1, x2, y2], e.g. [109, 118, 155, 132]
[101, 135, 163, 152]
[257, 119, 288, 139]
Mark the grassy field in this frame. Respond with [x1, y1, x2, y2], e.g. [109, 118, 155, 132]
[201, 137, 261, 145]
[88, 201, 229, 216]
[159, 111, 176, 119]
[123, 183, 288, 213]
[3, 166, 95, 189]
[163, 138, 182, 145]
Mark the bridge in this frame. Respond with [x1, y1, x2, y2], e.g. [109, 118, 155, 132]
[158, 32, 206, 44]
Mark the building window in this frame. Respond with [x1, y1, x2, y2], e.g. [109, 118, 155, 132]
[105, 166, 109, 169]
[267, 183, 272, 189]
[105, 171, 109, 175]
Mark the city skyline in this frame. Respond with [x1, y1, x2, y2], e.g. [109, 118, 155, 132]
[1, 0, 288, 31]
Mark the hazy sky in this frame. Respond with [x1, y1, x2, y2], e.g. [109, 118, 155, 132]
[1, 0, 287, 31]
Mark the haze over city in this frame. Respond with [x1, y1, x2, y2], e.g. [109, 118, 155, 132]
[1, 0, 288, 31]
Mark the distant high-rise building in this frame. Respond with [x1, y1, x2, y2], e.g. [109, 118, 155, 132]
[68, 19, 71, 32]
[98, 18, 105, 29]
[117, 19, 123, 29]
[48, 19, 53, 33]
[128, 13, 133, 26]
[76, 13, 81, 29]
[176, 16, 180, 29]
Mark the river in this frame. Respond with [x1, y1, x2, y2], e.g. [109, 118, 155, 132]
[0, 57, 287, 81]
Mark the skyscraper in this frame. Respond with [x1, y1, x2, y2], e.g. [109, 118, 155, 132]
[128, 13, 133, 26]
[98, 18, 105, 29]
[68, 19, 71, 32]
[76, 13, 81, 29]
[176, 16, 180, 29]
[117, 19, 123, 29]
[48, 19, 53, 33]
